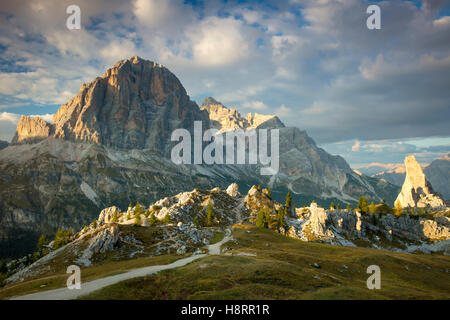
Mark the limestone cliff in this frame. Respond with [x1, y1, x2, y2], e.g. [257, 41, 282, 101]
[200, 97, 284, 133]
[11, 116, 54, 145]
[395, 155, 445, 208]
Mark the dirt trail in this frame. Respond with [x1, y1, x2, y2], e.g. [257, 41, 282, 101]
[10, 228, 233, 300]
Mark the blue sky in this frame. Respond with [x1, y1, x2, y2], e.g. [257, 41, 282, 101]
[0, 0, 449, 167]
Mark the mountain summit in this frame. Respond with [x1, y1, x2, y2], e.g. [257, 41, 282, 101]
[13, 56, 208, 155]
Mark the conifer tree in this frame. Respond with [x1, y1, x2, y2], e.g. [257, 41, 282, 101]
[368, 202, 376, 214]
[111, 209, 119, 223]
[277, 207, 285, 232]
[149, 212, 158, 226]
[256, 209, 268, 228]
[358, 196, 368, 213]
[285, 191, 292, 214]
[394, 200, 403, 217]
[206, 202, 214, 226]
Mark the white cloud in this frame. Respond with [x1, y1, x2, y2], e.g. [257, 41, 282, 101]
[187, 17, 250, 67]
[242, 100, 269, 111]
[351, 140, 361, 152]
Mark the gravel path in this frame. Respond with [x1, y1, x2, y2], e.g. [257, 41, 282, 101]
[10, 228, 233, 300]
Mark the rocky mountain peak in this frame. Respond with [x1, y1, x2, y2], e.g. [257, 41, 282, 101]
[200, 96, 284, 133]
[395, 155, 445, 208]
[12, 57, 207, 154]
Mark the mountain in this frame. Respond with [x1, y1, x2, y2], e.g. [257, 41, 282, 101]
[395, 155, 445, 208]
[0, 141, 8, 151]
[0, 56, 397, 259]
[367, 154, 450, 199]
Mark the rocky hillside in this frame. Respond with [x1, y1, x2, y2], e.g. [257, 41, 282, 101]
[0, 56, 398, 259]
[4, 183, 449, 286]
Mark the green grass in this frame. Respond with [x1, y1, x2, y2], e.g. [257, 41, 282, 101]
[209, 230, 225, 245]
[79, 225, 450, 300]
[0, 254, 187, 299]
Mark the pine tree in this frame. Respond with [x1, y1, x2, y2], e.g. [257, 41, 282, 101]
[36, 234, 48, 252]
[336, 203, 340, 210]
[256, 209, 268, 228]
[162, 214, 171, 224]
[346, 204, 351, 210]
[267, 188, 272, 199]
[128, 201, 133, 208]
[206, 202, 214, 226]
[357, 196, 368, 213]
[135, 202, 143, 216]
[394, 200, 403, 217]
[285, 191, 292, 215]
[277, 207, 285, 232]
[134, 212, 142, 226]
[111, 209, 119, 223]
[368, 202, 376, 214]
[330, 202, 335, 210]
[149, 212, 158, 226]
[257, 184, 262, 192]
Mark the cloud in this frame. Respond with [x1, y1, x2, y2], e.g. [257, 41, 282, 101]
[351, 141, 361, 152]
[241, 100, 269, 111]
[187, 17, 250, 67]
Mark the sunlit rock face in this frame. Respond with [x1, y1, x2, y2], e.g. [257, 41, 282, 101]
[11, 116, 54, 145]
[200, 97, 284, 133]
[52, 56, 209, 155]
[395, 155, 445, 208]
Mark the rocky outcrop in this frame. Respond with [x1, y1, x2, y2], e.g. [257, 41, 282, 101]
[368, 154, 449, 199]
[201, 97, 284, 133]
[226, 183, 240, 197]
[287, 202, 450, 254]
[395, 155, 445, 208]
[11, 116, 54, 145]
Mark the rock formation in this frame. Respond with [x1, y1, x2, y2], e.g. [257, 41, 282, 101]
[11, 115, 54, 144]
[201, 97, 284, 133]
[395, 155, 445, 208]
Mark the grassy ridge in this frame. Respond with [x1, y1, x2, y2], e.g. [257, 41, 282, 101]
[80, 225, 450, 300]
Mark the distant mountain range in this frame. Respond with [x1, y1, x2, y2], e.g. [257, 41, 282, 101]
[357, 154, 450, 199]
[0, 56, 398, 258]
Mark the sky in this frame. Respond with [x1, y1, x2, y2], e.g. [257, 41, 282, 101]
[0, 0, 449, 167]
